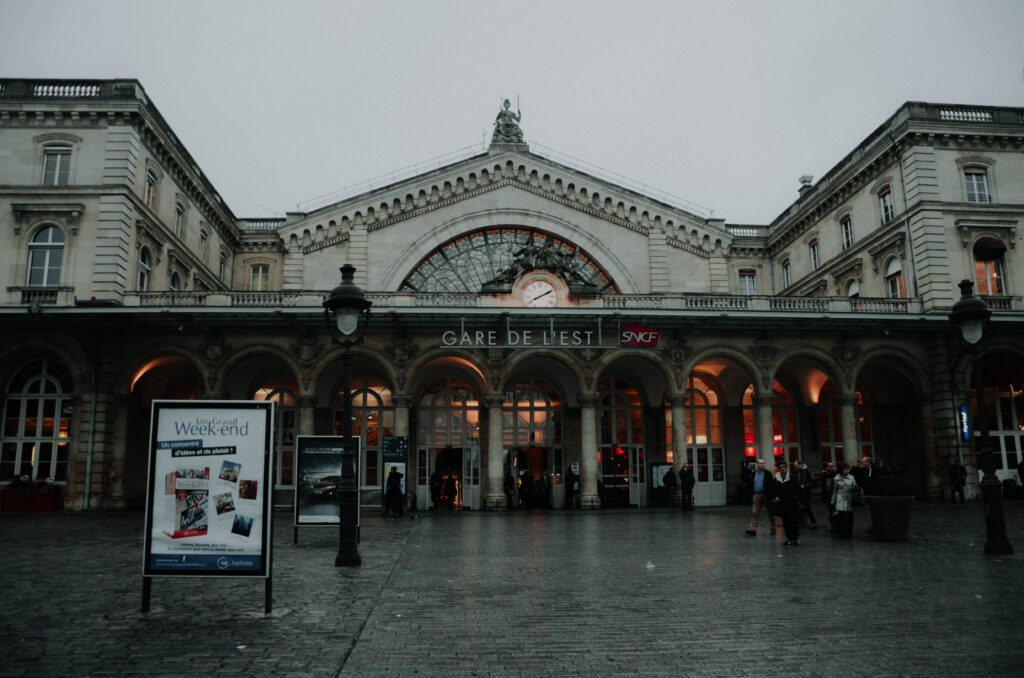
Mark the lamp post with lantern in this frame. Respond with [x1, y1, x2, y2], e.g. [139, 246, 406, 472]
[323, 264, 372, 567]
[948, 278, 1012, 555]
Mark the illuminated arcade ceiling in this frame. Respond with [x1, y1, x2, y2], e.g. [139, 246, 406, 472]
[399, 227, 617, 294]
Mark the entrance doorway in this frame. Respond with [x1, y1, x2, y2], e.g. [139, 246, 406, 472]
[415, 378, 481, 510]
[598, 378, 647, 508]
[423, 446, 478, 510]
[509, 447, 562, 509]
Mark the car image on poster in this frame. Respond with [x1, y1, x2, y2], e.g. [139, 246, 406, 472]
[143, 400, 274, 577]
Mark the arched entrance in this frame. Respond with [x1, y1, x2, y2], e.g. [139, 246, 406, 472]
[597, 377, 646, 507]
[504, 376, 563, 509]
[416, 377, 480, 510]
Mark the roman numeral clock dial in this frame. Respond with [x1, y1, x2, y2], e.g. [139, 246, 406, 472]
[523, 279, 557, 308]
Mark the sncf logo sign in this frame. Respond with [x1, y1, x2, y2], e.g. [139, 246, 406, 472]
[618, 322, 661, 348]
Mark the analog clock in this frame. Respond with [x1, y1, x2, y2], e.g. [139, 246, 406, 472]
[523, 280, 557, 308]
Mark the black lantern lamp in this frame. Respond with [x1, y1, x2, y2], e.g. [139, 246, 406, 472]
[323, 264, 372, 566]
[949, 279, 1012, 555]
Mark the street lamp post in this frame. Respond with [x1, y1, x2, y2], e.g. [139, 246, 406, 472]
[323, 263, 372, 567]
[948, 279, 1012, 555]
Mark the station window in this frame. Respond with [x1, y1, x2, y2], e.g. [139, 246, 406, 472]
[42, 145, 72, 186]
[974, 238, 1006, 295]
[809, 240, 820, 271]
[885, 259, 904, 299]
[174, 202, 185, 237]
[841, 216, 854, 250]
[27, 225, 65, 287]
[137, 247, 152, 291]
[144, 169, 159, 208]
[879, 188, 895, 224]
[249, 264, 269, 291]
[782, 261, 792, 288]
[964, 167, 990, 204]
[0, 359, 73, 482]
[739, 270, 757, 295]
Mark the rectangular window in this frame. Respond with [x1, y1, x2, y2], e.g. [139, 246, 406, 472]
[42, 147, 71, 186]
[250, 264, 269, 291]
[174, 203, 184, 236]
[879, 189, 895, 223]
[739, 270, 757, 295]
[782, 262, 791, 288]
[809, 241, 819, 271]
[965, 167, 990, 203]
[841, 217, 854, 250]
[145, 170, 158, 208]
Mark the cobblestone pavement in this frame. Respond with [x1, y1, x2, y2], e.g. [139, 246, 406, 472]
[2, 499, 1024, 677]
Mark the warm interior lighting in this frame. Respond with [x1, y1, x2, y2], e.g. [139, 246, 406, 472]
[745, 446, 757, 457]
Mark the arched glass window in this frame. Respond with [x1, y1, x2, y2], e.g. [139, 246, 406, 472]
[335, 377, 394, 487]
[974, 237, 1006, 296]
[1, 359, 73, 482]
[809, 240, 820, 271]
[27, 225, 65, 287]
[847, 280, 860, 298]
[253, 378, 299, 492]
[199, 229, 209, 262]
[137, 247, 152, 291]
[218, 253, 227, 281]
[169, 272, 181, 292]
[885, 259, 904, 299]
[144, 169, 158, 208]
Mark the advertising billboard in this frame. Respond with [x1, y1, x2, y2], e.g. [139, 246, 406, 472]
[294, 436, 359, 525]
[143, 401, 274, 577]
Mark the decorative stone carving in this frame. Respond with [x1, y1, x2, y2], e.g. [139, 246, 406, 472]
[748, 337, 779, 392]
[481, 240, 596, 293]
[492, 99, 523, 144]
[831, 338, 862, 368]
[289, 337, 321, 366]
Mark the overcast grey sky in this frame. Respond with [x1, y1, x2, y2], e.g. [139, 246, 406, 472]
[3, 0, 1023, 224]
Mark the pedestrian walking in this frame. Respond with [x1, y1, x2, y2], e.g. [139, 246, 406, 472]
[773, 462, 803, 545]
[949, 461, 967, 504]
[796, 459, 818, 529]
[679, 462, 695, 511]
[745, 459, 776, 535]
[831, 462, 858, 539]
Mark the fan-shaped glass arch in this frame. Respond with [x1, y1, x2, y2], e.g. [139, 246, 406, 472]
[400, 227, 617, 293]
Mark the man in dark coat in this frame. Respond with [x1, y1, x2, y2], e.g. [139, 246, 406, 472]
[773, 462, 804, 545]
[679, 462, 696, 511]
[949, 461, 967, 504]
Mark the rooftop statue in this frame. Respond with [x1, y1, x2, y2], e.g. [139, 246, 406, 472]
[492, 98, 523, 143]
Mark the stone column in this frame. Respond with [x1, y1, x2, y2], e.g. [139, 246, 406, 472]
[838, 393, 860, 468]
[392, 395, 411, 437]
[484, 394, 506, 510]
[670, 393, 687, 505]
[579, 394, 600, 509]
[754, 393, 775, 464]
[298, 396, 317, 436]
[920, 401, 940, 499]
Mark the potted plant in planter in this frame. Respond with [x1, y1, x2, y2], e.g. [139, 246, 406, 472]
[865, 471, 914, 541]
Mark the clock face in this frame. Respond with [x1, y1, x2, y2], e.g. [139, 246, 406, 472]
[523, 280, 557, 308]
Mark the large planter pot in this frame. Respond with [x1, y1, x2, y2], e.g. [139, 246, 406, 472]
[1, 486, 62, 511]
[866, 495, 914, 541]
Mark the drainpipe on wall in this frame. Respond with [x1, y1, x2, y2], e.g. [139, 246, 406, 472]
[889, 132, 920, 297]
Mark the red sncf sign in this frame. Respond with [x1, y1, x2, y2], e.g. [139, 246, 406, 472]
[618, 322, 661, 348]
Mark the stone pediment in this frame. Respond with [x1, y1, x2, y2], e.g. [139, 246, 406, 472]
[279, 149, 727, 258]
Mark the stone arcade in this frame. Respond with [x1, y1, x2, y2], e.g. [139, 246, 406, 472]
[1, 79, 1023, 512]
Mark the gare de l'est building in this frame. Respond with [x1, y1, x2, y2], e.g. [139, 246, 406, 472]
[2, 78, 1023, 512]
